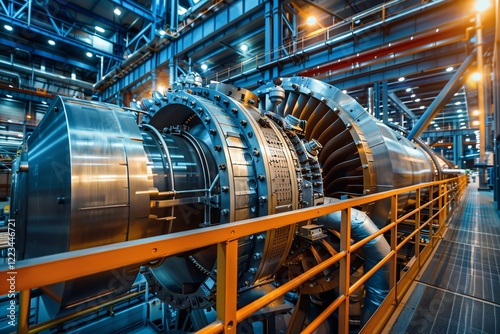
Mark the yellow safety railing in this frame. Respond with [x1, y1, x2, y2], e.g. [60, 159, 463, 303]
[0, 174, 467, 333]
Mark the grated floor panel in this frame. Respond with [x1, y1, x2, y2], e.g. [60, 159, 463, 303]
[386, 183, 500, 334]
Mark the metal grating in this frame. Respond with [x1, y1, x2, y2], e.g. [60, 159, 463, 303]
[387, 185, 500, 333]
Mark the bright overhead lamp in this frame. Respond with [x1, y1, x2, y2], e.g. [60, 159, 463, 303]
[410, 94, 416, 98]
[158, 29, 166, 36]
[86, 52, 93, 57]
[42, 101, 47, 105]
[471, 72, 481, 81]
[457, 109, 463, 113]
[6, 94, 12, 98]
[472, 120, 480, 126]
[446, 66, 454, 72]
[458, 114, 464, 118]
[473, 109, 480, 115]
[114, 8, 121, 15]
[342, 90, 347, 94]
[398, 77, 405, 82]
[435, 127, 440, 130]
[414, 98, 421, 102]
[95, 26, 105, 33]
[455, 101, 461, 105]
[405, 88, 412, 92]
[8, 84, 13, 88]
[48, 39, 56, 45]
[201, 63, 208, 71]
[307, 16, 316, 25]
[4, 24, 13, 31]
[475, 0, 491, 12]
[240, 44, 248, 52]
[420, 106, 425, 109]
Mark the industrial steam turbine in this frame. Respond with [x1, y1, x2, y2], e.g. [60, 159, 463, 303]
[11, 76, 453, 331]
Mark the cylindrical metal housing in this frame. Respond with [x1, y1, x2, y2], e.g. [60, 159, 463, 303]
[258, 77, 434, 226]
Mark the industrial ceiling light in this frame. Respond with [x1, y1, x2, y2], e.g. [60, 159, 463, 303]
[420, 106, 425, 109]
[414, 98, 421, 102]
[159, 30, 166, 36]
[475, 0, 491, 11]
[457, 109, 463, 113]
[114, 8, 121, 15]
[6, 94, 12, 98]
[446, 66, 454, 72]
[86, 52, 93, 57]
[405, 88, 412, 92]
[307, 16, 316, 25]
[95, 26, 105, 33]
[473, 109, 480, 115]
[42, 101, 47, 105]
[342, 90, 347, 94]
[4, 24, 12, 31]
[411, 94, 416, 98]
[471, 72, 481, 81]
[455, 101, 461, 105]
[472, 120, 480, 126]
[201, 63, 208, 71]
[398, 77, 405, 82]
[240, 44, 248, 52]
[48, 39, 55, 45]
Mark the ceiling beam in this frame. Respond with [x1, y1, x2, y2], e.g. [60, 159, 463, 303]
[0, 37, 98, 73]
[109, 0, 156, 22]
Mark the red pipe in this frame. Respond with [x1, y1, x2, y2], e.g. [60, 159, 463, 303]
[298, 21, 472, 77]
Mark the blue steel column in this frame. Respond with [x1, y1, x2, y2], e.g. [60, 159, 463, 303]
[374, 82, 380, 119]
[382, 80, 388, 124]
[170, 0, 178, 33]
[264, 0, 281, 81]
[453, 133, 463, 168]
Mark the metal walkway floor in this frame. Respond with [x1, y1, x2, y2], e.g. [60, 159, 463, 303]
[384, 183, 500, 334]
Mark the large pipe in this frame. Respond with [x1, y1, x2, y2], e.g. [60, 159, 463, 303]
[316, 197, 390, 325]
[0, 60, 93, 91]
[407, 50, 476, 140]
[93, 36, 160, 92]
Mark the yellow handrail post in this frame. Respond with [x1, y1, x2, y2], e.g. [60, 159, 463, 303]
[390, 195, 398, 298]
[415, 188, 421, 261]
[216, 239, 238, 333]
[338, 208, 351, 333]
[18, 289, 30, 334]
